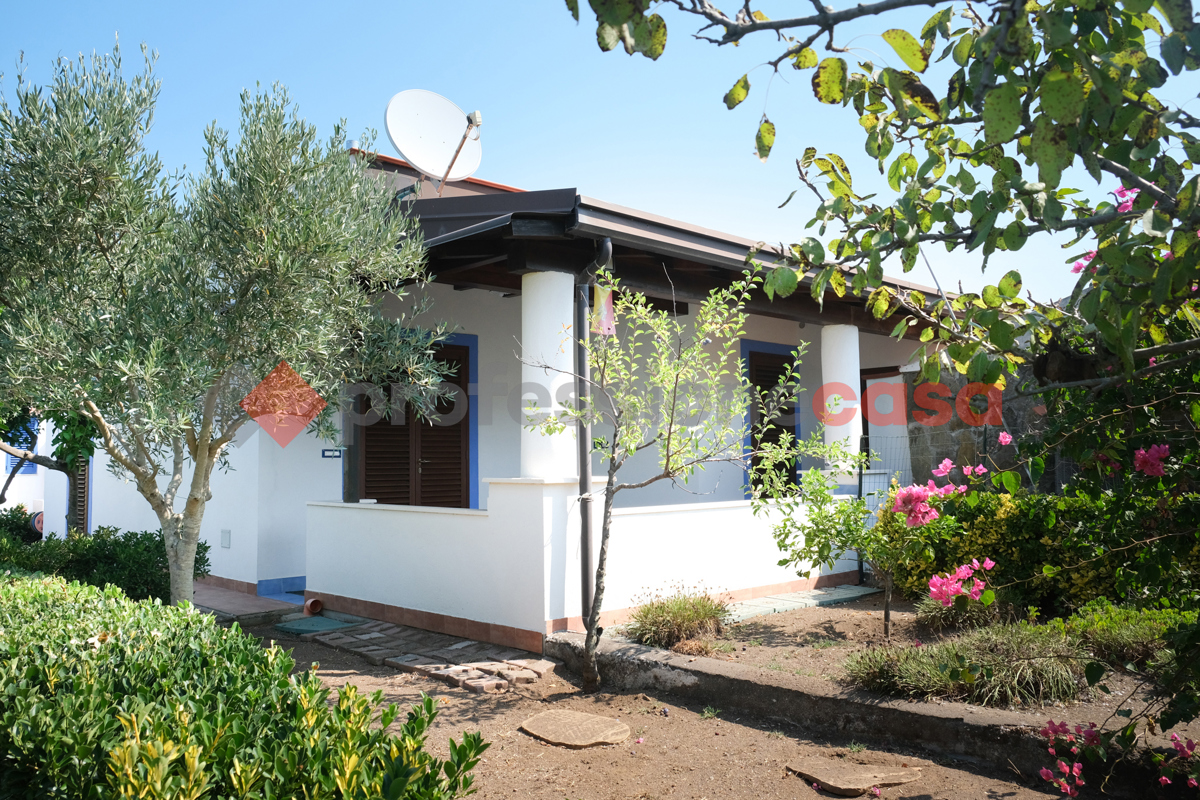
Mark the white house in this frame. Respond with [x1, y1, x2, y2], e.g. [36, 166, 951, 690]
[25, 157, 927, 651]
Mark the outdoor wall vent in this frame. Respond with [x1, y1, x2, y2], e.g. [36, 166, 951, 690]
[220, 529, 231, 549]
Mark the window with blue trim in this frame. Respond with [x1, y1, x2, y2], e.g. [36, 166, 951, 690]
[4, 417, 38, 475]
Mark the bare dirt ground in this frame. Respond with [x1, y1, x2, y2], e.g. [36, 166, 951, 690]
[248, 622, 1058, 799]
[704, 595, 1159, 728]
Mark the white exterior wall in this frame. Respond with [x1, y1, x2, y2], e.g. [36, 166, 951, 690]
[308, 479, 548, 634]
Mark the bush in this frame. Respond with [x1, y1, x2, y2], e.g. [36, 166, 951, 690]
[0, 503, 36, 544]
[914, 594, 1009, 631]
[891, 491, 1175, 616]
[845, 622, 1087, 707]
[0, 573, 487, 798]
[624, 585, 731, 649]
[0, 525, 209, 602]
[1051, 598, 1197, 667]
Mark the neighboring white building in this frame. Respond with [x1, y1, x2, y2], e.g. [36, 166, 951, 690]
[20, 159, 929, 650]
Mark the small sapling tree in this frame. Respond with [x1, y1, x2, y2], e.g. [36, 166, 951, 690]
[526, 269, 808, 690]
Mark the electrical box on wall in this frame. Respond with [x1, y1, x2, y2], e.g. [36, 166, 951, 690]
[321, 449, 342, 459]
[220, 529, 231, 549]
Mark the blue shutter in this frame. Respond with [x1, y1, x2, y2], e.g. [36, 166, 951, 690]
[5, 417, 38, 474]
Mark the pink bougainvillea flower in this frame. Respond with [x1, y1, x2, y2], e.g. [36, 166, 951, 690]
[1188, 777, 1197, 788]
[1115, 186, 1140, 212]
[1070, 250, 1098, 274]
[1072, 763, 1083, 777]
[1134, 444, 1169, 477]
[962, 465, 976, 477]
[1040, 768, 1055, 781]
[870, 787, 881, 797]
[1149, 356, 1157, 367]
[1160, 776, 1172, 786]
[932, 458, 954, 477]
[998, 431, 1013, 445]
[1057, 760, 1070, 774]
[982, 557, 996, 570]
[972, 558, 981, 570]
[974, 465, 988, 475]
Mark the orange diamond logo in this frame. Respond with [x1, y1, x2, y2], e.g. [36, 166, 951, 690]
[239, 361, 327, 448]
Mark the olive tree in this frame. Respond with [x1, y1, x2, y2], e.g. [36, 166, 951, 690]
[0, 46, 446, 603]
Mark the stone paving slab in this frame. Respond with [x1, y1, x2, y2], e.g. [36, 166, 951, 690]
[725, 584, 880, 623]
[303, 618, 560, 695]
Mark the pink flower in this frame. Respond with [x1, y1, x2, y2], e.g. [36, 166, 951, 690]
[1057, 760, 1070, 774]
[1188, 777, 1197, 788]
[998, 431, 1012, 445]
[1149, 356, 1157, 367]
[982, 557, 996, 571]
[932, 458, 954, 477]
[635, 737, 644, 744]
[914, 639, 923, 647]
[870, 788, 881, 797]
[1071, 250, 1098, 274]
[962, 465, 975, 477]
[1134, 444, 1169, 477]
[1160, 775, 1172, 786]
[974, 465, 988, 475]
[1040, 768, 1055, 781]
[1115, 186, 1140, 213]
[1072, 763, 1082, 777]
[893, 484, 939, 527]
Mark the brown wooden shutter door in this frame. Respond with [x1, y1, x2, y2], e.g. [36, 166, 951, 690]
[748, 351, 797, 487]
[360, 344, 470, 508]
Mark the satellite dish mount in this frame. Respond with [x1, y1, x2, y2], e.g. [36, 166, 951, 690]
[385, 91, 484, 198]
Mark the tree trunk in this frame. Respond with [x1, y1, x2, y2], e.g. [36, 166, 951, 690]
[66, 467, 85, 533]
[581, 465, 619, 692]
[163, 511, 204, 606]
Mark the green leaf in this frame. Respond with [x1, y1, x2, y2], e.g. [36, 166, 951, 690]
[983, 83, 1022, 144]
[1031, 115, 1072, 187]
[1155, 0, 1195, 31]
[1000, 471, 1020, 494]
[590, 0, 637, 25]
[812, 58, 848, 105]
[800, 146, 818, 168]
[566, 0, 580, 21]
[903, 79, 942, 120]
[1162, 32, 1187, 73]
[1029, 456, 1045, 485]
[882, 29, 930, 72]
[756, 117, 776, 162]
[724, 74, 751, 109]
[952, 33, 975, 66]
[998, 270, 1022, 297]
[771, 267, 799, 298]
[1085, 661, 1106, 686]
[989, 320, 1014, 350]
[1002, 222, 1027, 251]
[981, 589, 996, 606]
[778, 190, 798, 209]
[1040, 70, 1085, 124]
[597, 22, 621, 51]
[1042, 563, 1062, 577]
[628, 13, 668, 60]
[791, 48, 818, 69]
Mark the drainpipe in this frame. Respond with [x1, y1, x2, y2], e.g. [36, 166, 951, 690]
[577, 237, 612, 625]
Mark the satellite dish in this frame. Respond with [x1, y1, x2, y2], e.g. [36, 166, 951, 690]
[385, 90, 482, 194]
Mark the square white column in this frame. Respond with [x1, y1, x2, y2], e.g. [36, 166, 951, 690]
[819, 324, 863, 460]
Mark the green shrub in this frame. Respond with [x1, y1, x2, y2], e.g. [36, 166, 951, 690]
[0, 503, 36, 544]
[891, 491, 1171, 616]
[1051, 598, 1198, 667]
[0, 525, 208, 602]
[845, 622, 1087, 707]
[624, 585, 731, 648]
[914, 593, 1010, 631]
[0, 573, 487, 798]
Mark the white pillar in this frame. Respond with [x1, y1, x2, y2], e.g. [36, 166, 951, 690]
[820, 324, 863, 461]
[520, 270, 578, 479]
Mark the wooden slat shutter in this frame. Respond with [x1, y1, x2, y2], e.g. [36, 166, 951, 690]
[415, 345, 470, 508]
[748, 351, 797, 488]
[360, 344, 470, 508]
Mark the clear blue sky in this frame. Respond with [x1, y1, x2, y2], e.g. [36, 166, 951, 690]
[4, 1, 1118, 302]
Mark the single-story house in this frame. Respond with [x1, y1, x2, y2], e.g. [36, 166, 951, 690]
[16, 156, 931, 652]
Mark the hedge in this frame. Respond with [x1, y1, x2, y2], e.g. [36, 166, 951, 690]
[0, 517, 210, 602]
[0, 573, 487, 798]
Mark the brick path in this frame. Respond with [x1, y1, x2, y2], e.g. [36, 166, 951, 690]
[302, 620, 559, 694]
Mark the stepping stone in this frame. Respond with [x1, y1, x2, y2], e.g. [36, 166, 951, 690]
[504, 658, 559, 678]
[460, 661, 509, 675]
[276, 616, 358, 638]
[353, 631, 386, 640]
[430, 665, 486, 687]
[384, 655, 446, 674]
[520, 710, 630, 748]
[499, 668, 538, 685]
[465, 676, 509, 693]
[788, 757, 921, 797]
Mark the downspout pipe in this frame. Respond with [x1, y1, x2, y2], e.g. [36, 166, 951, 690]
[577, 237, 612, 625]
